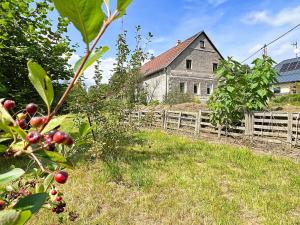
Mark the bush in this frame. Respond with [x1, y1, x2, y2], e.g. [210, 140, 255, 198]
[163, 90, 193, 105]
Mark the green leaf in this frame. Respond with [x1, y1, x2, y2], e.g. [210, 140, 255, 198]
[14, 210, 32, 225]
[42, 115, 67, 134]
[10, 127, 27, 140]
[0, 103, 14, 131]
[73, 46, 109, 79]
[79, 122, 91, 137]
[36, 150, 73, 168]
[53, 0, 105, 45]
[27, 61, 54, 111]
[35, 183, 44, 194]
[0, 168, 25, 185]
[257, 89, 267, 98]
[116, 0, 133, 19]
[0, 144, 7, 153]
[43, 174, 54, 191]
[13, 193, 48, 214]
[0, 136, 12, 143]
[0, 210, 20, 225]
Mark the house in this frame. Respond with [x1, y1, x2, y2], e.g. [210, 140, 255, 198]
[274, 57, 300, 94]
[141, 31, 223, 102]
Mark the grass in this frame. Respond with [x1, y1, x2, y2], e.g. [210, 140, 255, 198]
[28, 130, 300, 225]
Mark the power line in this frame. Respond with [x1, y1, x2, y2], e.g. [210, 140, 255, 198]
[241, 23, 300, 63]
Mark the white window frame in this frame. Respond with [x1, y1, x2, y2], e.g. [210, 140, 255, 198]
[180, 82, 187, 94]
[207, 83, 214, 95]
[193, 83, 200, 95]
[200, 40, 205, 49]
[186, 59, 192, 70]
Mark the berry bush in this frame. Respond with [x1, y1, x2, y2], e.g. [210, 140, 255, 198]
[0, 0, 133, 224]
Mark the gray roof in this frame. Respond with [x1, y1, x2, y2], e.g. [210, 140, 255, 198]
[275, 57, 300, 83]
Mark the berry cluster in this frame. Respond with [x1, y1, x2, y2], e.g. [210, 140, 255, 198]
[50, 171, 69, 214]
[2, 100, 74, 152]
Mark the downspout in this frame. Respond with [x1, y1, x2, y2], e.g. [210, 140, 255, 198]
[165, 67, 170, 101]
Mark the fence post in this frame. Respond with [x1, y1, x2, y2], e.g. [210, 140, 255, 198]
[163, 110, 168, 130]
[197, 110, 202, 134]
[195, 111, 199, 134]
[218, 125, 221, 138]
[244, 112, 249, 137]
[287, 113, 293, 145]
[177, 112, 182, 129]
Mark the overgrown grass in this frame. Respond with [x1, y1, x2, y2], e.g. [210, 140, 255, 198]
[29, 130, 300, 225]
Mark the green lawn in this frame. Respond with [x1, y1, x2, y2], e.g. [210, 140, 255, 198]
[29, 130, 300, 225]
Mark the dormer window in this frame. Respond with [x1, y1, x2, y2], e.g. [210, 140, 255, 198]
[200, 40, 205, 49]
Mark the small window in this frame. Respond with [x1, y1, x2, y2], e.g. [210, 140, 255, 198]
[273, 87, 281, 94]
[200, 40, 205, 49]
[213, 63, 218, 72]
[207, 83, 213, 95]
[194, 83, 199, 95]
[186, 60, 192, 70]
[180, 82, 186, 93]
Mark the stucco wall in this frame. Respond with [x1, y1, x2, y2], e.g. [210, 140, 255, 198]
[143, 71, 167, 102]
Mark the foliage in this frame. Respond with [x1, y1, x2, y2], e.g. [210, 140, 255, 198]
[272, 93, 300, 106]
[0, 0, 74, 107]
[0, 0, 133, 224]
[109, 26, 153, 106]
[208, 56, 278, 126]
[163, 89, 193, 105]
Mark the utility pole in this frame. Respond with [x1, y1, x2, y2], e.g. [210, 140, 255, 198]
[292, 41, 299, 57]
[263, 44, 268, 56]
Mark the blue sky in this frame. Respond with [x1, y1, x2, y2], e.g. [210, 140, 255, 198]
[59, 0, 300, 85]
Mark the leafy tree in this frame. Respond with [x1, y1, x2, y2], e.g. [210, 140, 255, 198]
[109, 26, 153, 106]
[0, 0, 74, 107]
[208, 56, 278, 126]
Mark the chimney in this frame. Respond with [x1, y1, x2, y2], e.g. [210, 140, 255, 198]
[176, 40, 181, 46]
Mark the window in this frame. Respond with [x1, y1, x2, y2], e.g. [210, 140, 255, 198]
[194, 83, 200, 95]
[180, 82, 186, 93]
[213, 63, 218, 72]
[200, 40, 205, 48]
[186, 60, 192, 70]
[273, 87, 281, 94]
[207, 83, 213, 95]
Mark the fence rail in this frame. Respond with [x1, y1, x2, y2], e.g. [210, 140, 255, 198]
[125, 110, 300, 147]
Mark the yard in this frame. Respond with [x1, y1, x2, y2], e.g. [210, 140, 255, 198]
[28, 130, 300, 225]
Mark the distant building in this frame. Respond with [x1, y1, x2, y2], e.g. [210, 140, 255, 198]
[274, 57, 300, 94]
[140, 31, 223, 102]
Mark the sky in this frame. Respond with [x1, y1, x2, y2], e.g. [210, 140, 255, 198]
[57, 0, 300, 86]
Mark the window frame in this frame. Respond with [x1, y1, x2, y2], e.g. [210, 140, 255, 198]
[200, 40, 205, 49]
[186, 59, 192, 70]
[179, 82, 187, 94]
[193, 83, 200, 95]
[207, 83, 213, 95]
[213, 63, 218, 73]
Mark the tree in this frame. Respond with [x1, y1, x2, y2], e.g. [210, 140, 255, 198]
[0, 0, 74, 107]
[109, 26, 153, 106]
[208, 56, 278, 126]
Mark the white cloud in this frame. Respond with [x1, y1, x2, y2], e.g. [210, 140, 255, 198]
[243, 6, 300, 26]
[248, 44, 264, 54]
[208, 0, 227, 7]
[68, 53, 115, 86]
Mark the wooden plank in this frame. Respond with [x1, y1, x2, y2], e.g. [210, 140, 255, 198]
[287, 113, 293, 144]
[253, 131, 287, 138]
[253, 124, 288, 131]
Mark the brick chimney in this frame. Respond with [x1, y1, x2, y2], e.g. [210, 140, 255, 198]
[176, 40, 181, 46]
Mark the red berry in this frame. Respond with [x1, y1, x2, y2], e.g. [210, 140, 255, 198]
[26, 103, 38, 114]
[26, 131, 42, 144]
[54, 171, 68, 184]
[47, 130, 57, 138]
[16, 119, 26, 129]
[30, 117, 44, 128]
[56, 196, 62, 201]
[64, 135, 74, 146]
[0, 200, 5, 210]
[53, 131, 66, 144]
[3, 100, 15, 111]
[50, 190, 57, 195]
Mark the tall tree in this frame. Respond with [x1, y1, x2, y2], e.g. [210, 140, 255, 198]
[0, 0, 74, 107]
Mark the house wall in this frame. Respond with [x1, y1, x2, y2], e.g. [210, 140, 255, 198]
[273, 82, 299, 94]
[169, 34, 222, 102]
[143, 71, 167, 102]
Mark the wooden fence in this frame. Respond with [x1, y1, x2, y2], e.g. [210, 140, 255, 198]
[125, 110, 300, 147]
